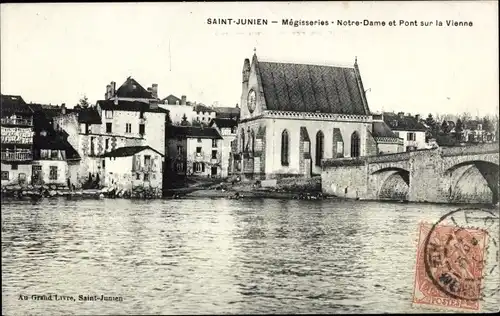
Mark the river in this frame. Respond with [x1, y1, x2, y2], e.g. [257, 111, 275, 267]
[1, 198, 499, 315]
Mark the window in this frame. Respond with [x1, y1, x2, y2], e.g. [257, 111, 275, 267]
[197, 117, 200, 121]
[51, 150, 60, 160]
[212, 150, 217, 159]
[105, 110, 113, 119]
[106, 123, 112, 133]
[281, 130, 289, 166]
[212, 139, 217, 148]
[105, 139, 109, 151]
[176, 162, 184, 172]
[139, 123, 145, 135]
[177, 146, 183, 155]
[136, 173, 141, 180]
[196, 147, 202, 156]
[125, 123, 132, 133]
[102, 159, 105, 169]
[144, 173, 150, 182]
[241, 128, 245, 152]
[139, 111, 145, 119]
[12, 164, 18, 170]
[304, 141, 310, 154]
[197, 138, 202, 143]
[407, 132, 416, 141]
[90, 137, 95, 155]
[1, 171, 9, 180]
[351, 131, 360, 157]
[194, 162, 205, 172]
[49, 166, 58, 180]
[85, 124, 91, 134]
[315, 131, 324, 166]
[231, 127, 237, 134]
[40, 149, 50, 159]
[202, 117, 205, 121]
[144, 155, 151, 171]
[251, 130, 255, 153]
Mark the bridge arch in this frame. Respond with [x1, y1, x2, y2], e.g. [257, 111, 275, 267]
[372, 167, 410, 201]
[444, 160, 499, 204]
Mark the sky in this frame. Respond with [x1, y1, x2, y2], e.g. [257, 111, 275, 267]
[1, 1, 498, 117]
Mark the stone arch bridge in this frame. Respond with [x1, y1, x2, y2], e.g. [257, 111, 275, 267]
[322, 143, 499, 204]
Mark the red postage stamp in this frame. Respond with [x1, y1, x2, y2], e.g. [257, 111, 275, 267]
[413, 222, 489, 311]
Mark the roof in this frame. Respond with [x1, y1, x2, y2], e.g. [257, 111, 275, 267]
[256, 60, 369, 115]
[100, 145, 164, 158]
[1, 94, 33, 116]
[115, 77, 154, 99]
[213, 106, 240, 119]
[193, 104, 215, 113]
[78, 107, 102, 124]
[166, 125, 222, 139]
[162, 94, 182, 105]
[383, 112, 427, 132]
[97, 100, 169, 114]
[372, 121, 399, 138]
[209, 118, 238, 129]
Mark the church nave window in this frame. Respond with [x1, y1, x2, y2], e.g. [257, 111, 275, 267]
[315, 131, 324, 166]
[281, 129, 289, 166]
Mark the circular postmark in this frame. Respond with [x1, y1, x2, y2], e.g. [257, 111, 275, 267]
[423, 207, 500, 302]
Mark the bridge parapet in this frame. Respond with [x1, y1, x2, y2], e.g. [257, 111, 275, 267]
[441, 142, 499, 157]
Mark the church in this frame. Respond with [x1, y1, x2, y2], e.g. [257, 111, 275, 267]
[232, 51, 398, 180]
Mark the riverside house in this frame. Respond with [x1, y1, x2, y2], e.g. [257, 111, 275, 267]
[209, 118, 238, 177]
[165, 125, 223, 178]
[100, 145, 163, 193]
[1, 95, 34, 186]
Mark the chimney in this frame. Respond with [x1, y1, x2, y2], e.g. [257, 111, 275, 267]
[181, 95, 186, 105]
[106, 84, 111, 100]
[110, 81, 116, 97]
[151, 84, 158, 99]
[398, 112, 404, 119]
[61, 103, 66, 115]
[415, 114, 421, 121]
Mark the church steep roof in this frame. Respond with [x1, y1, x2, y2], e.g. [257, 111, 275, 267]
[256, 60, 370, 115]
[115, 77, 154, 99]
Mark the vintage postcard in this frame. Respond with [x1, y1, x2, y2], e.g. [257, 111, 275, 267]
[1, 1, 498, 315]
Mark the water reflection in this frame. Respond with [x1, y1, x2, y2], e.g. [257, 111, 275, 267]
[1, 198, 499, 315]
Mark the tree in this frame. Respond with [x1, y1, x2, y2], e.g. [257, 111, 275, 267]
[180, 114, 190, 126]
[482, 116, 493, 133]
[455, 119, 463, 141]
[165, 111, 172, 125]
[441, 120, 450, 134]
[78, 95, 90, 108]
[459, 112, 472, 125]
[425, 114, 439, 137]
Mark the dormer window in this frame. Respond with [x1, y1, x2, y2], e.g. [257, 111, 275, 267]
[392, 120, 398, 127]
[105, 110, 113, 119]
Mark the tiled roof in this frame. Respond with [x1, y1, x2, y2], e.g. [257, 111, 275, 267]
[166, 125, 222, 139]
[213, 106, 240, 119]
[209, 118, 238, 129]
[115, 77, 154, 99]
[97, 100, 169, 114]
[1, 94, 33, 116]
[383, 112, 427, 132]
[372, 121, 399, 138]
[100, 145, 163, 158]
[257, 61, 369, 115]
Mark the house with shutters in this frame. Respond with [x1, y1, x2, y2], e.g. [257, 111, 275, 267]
[1, 95, 35, 186]
[100, 145, 163, 193]
[52, 77, 169, 188]
[165, 125, 223, 178]
[209, 118, 238, 177]
[234, 51, 377, 180]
